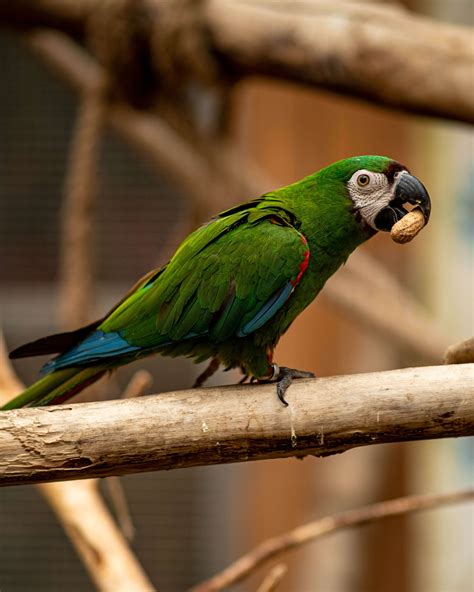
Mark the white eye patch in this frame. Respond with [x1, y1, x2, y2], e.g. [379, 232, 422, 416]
[347, 170, 392, 228]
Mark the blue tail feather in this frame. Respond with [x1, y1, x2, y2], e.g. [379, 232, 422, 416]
[42, 330, 141, 373]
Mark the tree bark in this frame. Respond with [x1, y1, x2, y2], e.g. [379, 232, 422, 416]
[1, 364, 473, 487]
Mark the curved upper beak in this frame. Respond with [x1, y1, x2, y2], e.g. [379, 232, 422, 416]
[395, 173, 431, 223]
[374, 173, 431, 232]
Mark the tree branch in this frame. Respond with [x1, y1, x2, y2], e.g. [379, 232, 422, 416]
[444, 336, 474, 365]
[203, 0, 474, 123]
[38, 480, 155, 591]
[1, 0, 473, 123]
[190, 489, 474, 592]
[255, 563, 288, 592]
[1, 364, 473, 487]
[58, 83, 105, 328]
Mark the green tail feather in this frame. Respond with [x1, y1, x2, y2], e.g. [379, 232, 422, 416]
[1, 366, 106, 410]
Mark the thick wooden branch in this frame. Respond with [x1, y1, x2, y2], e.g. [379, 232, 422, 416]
[1, 364, 473, 487]
[0, 0, 473, 123]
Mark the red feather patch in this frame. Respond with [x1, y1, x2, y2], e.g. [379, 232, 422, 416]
[291, 234, 310, 287]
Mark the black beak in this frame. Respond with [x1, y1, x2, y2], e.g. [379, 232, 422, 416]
[374, 173, 431, 232]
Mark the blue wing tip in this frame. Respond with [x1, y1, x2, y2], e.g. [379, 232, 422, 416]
[237, 282, 294, 337]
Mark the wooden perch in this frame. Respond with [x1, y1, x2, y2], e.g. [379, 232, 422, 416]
[1, 0, 473, 123]
[1, 364, 473, 487]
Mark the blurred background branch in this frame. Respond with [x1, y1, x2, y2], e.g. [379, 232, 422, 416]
[192, 489, 474, 592]
[255, 563, 288, 592]
[444, 336, 474, 365]
[0, 0, 473, 123]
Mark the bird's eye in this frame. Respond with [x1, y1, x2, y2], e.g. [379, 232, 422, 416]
[357, 174, 370, 187]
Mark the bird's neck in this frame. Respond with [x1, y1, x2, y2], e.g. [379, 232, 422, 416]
[270, 176, 375, 264]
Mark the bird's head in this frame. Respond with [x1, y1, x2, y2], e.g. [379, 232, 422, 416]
[326, 156, 431, 233]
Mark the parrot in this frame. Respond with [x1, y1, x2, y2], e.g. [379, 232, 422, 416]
[2, 155, 431, 410]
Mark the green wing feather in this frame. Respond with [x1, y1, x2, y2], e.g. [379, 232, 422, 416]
[99, 204, 309, 351]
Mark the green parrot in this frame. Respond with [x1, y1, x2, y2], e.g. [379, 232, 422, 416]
[3, 155, 430, 410]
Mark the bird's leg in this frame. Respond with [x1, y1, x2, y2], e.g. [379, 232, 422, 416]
[266, 363, 316, 406]
[239, 374, 258, 384]
[193, 357, 220, 388]
[238, 365, 251, 384]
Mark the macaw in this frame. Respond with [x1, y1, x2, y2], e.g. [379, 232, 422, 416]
[3, 155, 430, 409]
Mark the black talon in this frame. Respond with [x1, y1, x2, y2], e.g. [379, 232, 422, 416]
[276, 366, 316, 406]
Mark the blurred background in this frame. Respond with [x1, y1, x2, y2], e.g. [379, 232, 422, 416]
[0, 0, 472, 591]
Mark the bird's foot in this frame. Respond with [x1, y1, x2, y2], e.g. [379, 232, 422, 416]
[267, 363, 316, 406]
